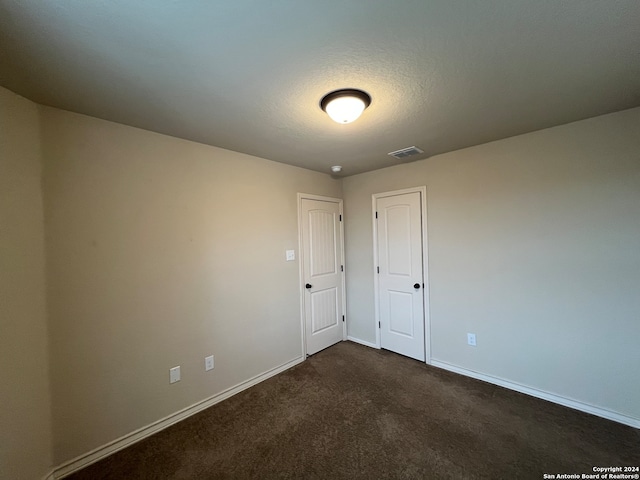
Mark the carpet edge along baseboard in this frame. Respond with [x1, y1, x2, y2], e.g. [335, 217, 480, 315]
[51, 356, 305, 479]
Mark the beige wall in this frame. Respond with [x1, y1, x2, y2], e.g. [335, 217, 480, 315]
[0, 88, 53, 479]
[3, 81, 638, 475]
[40, 107, 342, 464]
[343, 107, 640, 421]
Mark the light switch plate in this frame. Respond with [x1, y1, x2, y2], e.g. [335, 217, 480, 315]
[286, 250, 295, 261]
[170, 366, 181, 383]
[467, 333, 477, 347]
[205, 355, 214, 371]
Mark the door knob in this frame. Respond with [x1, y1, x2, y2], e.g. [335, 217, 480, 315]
[414, 283, 421, 289]
[305, 283, 313, 289]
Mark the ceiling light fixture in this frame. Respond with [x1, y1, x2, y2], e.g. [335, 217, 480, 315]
[331, 165, 342, 173]
[320, 89, 371, 124]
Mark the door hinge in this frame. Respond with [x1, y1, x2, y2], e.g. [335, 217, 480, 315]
[341, 265, 344, 272]
[378, 321, 381, 328]
[423, 283, 425, 289]
[377, 266, 380, 274]
[339, 214, 342, 221]
[375, 211, 378, 219]
[342, 315, 345, 323]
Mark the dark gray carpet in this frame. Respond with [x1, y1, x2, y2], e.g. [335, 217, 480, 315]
[67, 341, 639, 479]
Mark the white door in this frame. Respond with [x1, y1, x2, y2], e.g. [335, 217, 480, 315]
[300, 197, 345, 355]
[376, 191, 425, 361]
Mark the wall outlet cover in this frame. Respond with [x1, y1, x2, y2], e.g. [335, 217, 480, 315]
[467, 333, 477, 347]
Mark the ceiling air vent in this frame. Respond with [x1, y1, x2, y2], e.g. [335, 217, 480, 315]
[388, 146, 424, 160]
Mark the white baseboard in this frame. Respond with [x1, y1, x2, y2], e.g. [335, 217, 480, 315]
[53, 356, 305, 479]
[347, 336, 379, 349]
[430, 359, 640, 430]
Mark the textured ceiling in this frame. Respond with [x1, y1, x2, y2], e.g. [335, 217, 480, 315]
[1, 1, 639, 176]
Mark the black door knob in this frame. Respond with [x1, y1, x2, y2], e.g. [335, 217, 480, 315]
[305, 283, 312, 289]
[414, 283, 421, 289]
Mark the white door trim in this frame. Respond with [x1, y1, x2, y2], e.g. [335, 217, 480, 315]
[372, 186, 431, 364]
[297, 193, 346, 358]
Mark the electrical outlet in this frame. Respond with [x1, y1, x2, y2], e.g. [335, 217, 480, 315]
[170, 366, 181, 383]
[205, 355, 214, 371]
[467, 333, 477, 347]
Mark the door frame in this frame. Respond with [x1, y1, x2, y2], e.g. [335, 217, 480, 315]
[297, 193, 347, 358]
[372, 186, 431, 364]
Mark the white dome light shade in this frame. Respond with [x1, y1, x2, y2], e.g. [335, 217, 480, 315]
[320, 89, 371, 124]
[325, 96, 365, 124]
